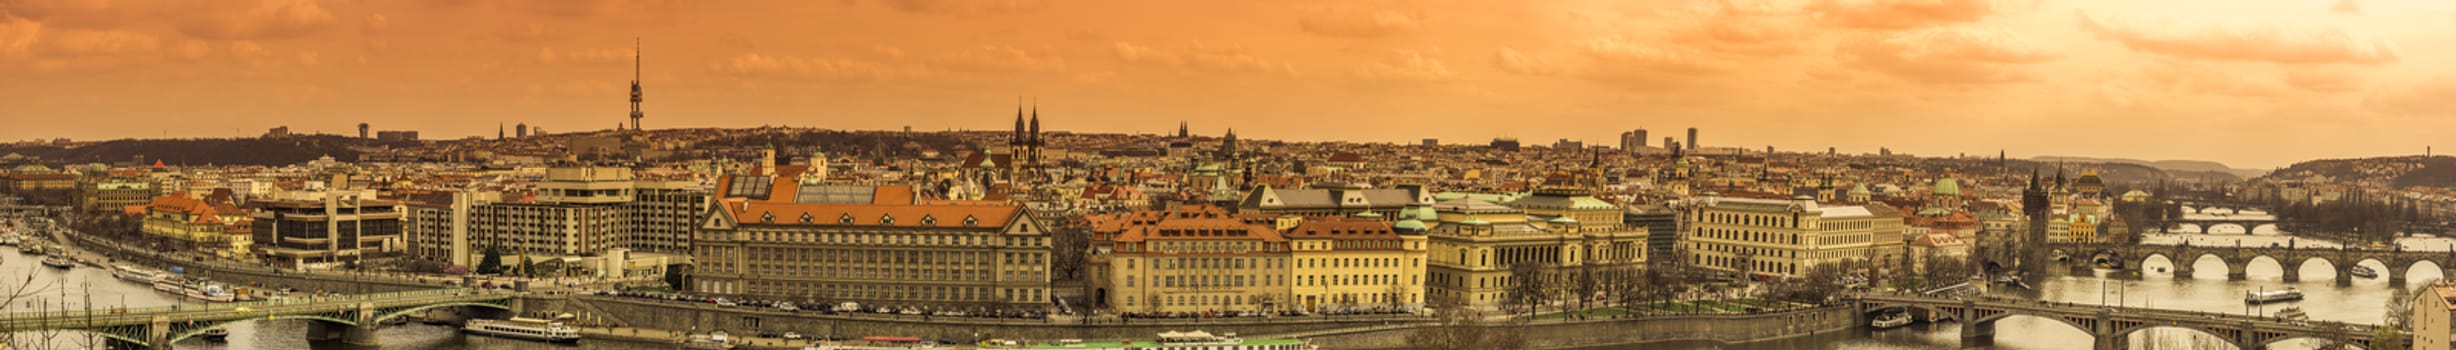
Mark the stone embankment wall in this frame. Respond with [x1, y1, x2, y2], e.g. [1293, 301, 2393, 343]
[65, 232, 437, 293]
[1305, 306, 1856, 349]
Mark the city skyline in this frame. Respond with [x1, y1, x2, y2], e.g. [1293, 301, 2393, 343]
[7, 0, 2455, 169]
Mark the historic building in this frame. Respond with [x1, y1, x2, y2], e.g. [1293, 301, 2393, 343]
[1236, 183, 1430, 219]
[75, 170, 156, 214]
[1091, 205, 1292, 314]
[691, 171, 1053, 310]
[1286, 216, 1427, 313]
[249, 189, 406, 270]
[1684, 196, 1902, 279]
[140, 191, 251, 259]
[1422, 185, 1648, 311]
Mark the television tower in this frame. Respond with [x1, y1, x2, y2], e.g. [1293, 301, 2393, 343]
[628, 38, 644, 131]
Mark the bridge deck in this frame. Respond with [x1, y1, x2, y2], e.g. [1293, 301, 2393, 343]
[0, 288, 509, 330]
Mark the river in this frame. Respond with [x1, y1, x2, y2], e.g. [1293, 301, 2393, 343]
[0, 220, 672, 350]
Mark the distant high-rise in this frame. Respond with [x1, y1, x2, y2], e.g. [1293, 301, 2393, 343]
[1489, 138, 1520, 151]
[1686, 127, 1699, 150]
[1663, 137, 1675, 150]
[516, 123, 529, 138]
[1422, 138, 1438, 147]
[358, 123, 370, 139]
[1624, 129, 1648, 151]
[628, 38, 645, 131]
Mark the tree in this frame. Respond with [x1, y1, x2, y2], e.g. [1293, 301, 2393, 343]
[1506, 262, 1552, 317]
[2386, 279, 2428, 330]
[2370, 325, 2407, 350]
[1405, 293, 1528, 350]
[475, 247, 504, 275]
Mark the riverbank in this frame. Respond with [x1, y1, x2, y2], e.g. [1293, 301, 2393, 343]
[582, 326, 811, 350]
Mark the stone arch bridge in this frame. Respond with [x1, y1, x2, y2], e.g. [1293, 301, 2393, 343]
[2050, 242, 2456, 284]
[1854, 294, 2396, 350]
[0, 289, 518, 350]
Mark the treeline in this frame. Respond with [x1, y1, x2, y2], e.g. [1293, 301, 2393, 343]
[2, 135, 404, 166]
[2273, 192, 2435, 242]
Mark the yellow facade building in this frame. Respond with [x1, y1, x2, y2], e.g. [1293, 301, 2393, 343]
[1423, 187, 1647, 311]
[1686, 196, 1902, 279]
[1287, 216, 1427, 313]
[140, 192, 252, 259]
[1095, 205, 1292, 314]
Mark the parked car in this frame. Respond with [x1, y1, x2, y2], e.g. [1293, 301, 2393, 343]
[782, 332, 804, 340]
[716, 299, 739, 308]
[776, 302, 798, 312]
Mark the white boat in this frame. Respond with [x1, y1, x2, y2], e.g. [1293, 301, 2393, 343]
[809, 336, 938, 350]
[2275, 306, 2309, 321]
[153, 276, 187, 294]
[2351, 266, 2379, 278]
[199, 328, 229, 341]
[976, 331, 1316, 350]
[1870, 312, 1912, 329]
[112, 265, 161, 285]
[184, 282, 236, 303]
[685, 330, 736, 349]
[460, 317, 581, 343]
[40, 253, 73, 269]
[2245, 287, 2303, 304]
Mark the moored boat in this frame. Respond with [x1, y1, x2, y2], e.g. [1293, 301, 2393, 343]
[809, 336, 938, 350]
[685, 330, 736, 349]
[2275, 306, 2309, 321]
[1870, 312, 1912, 329]
[977, 330, 1315, 350]
[40, 253, 73, 269]
[2245, 287, 2303, 304]
[2351, 266, 2379, 278]
[184, 281, 236, 303]
[199, 329, 229, 342]
[460, 317, 581, 343]
[112, 265, 162, 285]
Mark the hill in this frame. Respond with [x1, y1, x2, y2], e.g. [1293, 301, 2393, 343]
[0, 136, 406, 166]
[2255, 155, 2456, 188]
[2031, 156, 2265, 178]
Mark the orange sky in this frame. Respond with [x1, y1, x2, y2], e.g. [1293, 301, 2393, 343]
[4, 0, 2452, 168]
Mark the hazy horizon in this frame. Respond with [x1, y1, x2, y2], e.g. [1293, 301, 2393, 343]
[6, 0, 2452, 169]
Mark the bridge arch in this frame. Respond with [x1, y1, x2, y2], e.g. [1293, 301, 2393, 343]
[373, 301, 514, 324]
[2403, 259, 2448, 283]
[160, 314, 363, 345]
[1968, 312, 2095, 339]
[2112, 324, 2247, 350]
[2254, 335, 2371, 349]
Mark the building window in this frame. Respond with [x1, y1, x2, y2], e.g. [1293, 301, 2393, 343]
[839, 214, 855, 225]
[963, 215, 979, 227]
[759, 212, 774, 223]
[880, 214, 895, 225]
[921, 215, 937, 226]
[799, 213, 814, 224]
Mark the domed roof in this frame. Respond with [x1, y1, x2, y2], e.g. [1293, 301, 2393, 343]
[1849, 183, 1871, 195]
[1932, 177, 1961, 196]
[1394, 219, 1427, 231]
[1461, 217, 1490, 225]
[1353, 211, 1383, 218]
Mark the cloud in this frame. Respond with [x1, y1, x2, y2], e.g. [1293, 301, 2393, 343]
[2330, 0, 2359, 15]
[364, 14, 390, 34]
[1837, 28, 2055, 84]
[228, 41, 270, 58]
[1492, 47, 1552, 75]
[930, 45, 1067, 73]
[881, 0, 1046, 15]
[1808, 0, 1996, 30]
[2078, 13, 2397, 65]
[1110, 42, 1298, 76]
[2366, 76, 2456, 114]
[2282, 68, 2359, 93]
[2137, 60, 2287, 97]
[0, 16, 43, 59]
[535, 47, 633, 65]
[1667, 3, 1813, 57]
[1298, 5, 1424, 38]
[709, 53, 924, 81]
[176, 0, 338, 40]
[1576, 34, 1724, 75]
[1352, 49, 1452, 82]
[34, 28, 160, 57]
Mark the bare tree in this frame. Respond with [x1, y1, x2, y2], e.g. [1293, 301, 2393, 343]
[1505, 262, 1552, 317]
[1406, 293, 1527, 350]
